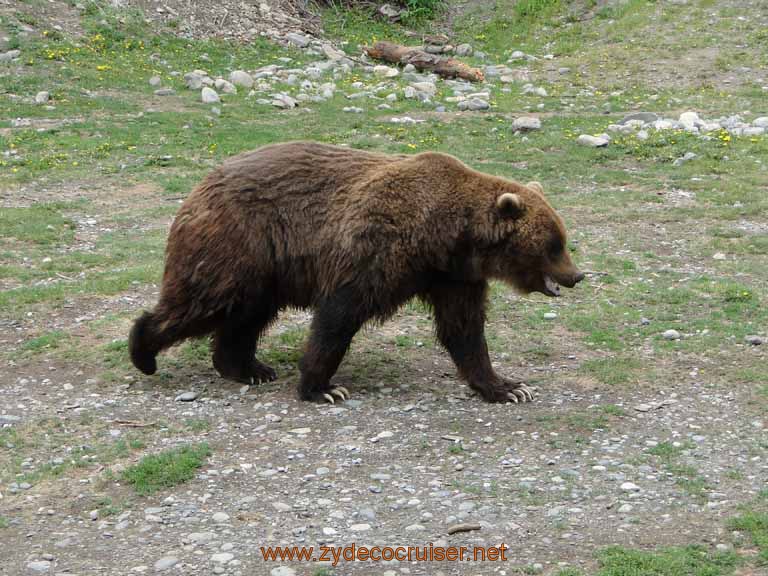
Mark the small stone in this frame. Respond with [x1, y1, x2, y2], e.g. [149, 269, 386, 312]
[513, 116, 541, 131]
[618, 504, 633, 513]
[175, 391, 198, 402]
[0, 49, 21, 62]
[753, 117, 768, 128]
[154, 89, 175, 96]
[405, 523, 425, 531]
[229, 70, 254, 88]
[286, 33, 310, 48]
[577, 134, 609, 147]
[620, 482, 640, 492]
[154, 557, 178, 572]
[149, 76, 162, 87]
[27, 561, 52, 572]
[270, 568, 296, 576]
[289, 428, 311, 435]
[184, 72, 204, 89]
[619, 112, 658, 125]
[634, 404, 652, 412]
[663, 329, 681, 341]
[543, 312, 557, 320]
[531, 563, 544, 574]
[35, 91, 50, 104]
[350, 523, 370, 531]
[373, 65, 399, 78]
[342, 106, 363, 113]
[211, 553, 234, 564]
[455, 44, 473, 57]
[201, 87, 220, 104]
[212, 512, 230, 523]
[744, 335, 763, 346]
[673, 152, 697, 166]
[679, 111, 701, 130]
[458, 98, 490, 111]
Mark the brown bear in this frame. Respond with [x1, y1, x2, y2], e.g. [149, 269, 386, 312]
[129, 141, 583, 403]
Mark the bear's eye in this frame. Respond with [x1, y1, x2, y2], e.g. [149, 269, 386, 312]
[548, 236, 564, 259]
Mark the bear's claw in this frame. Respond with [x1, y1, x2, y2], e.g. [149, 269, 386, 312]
[502, 380, 534, 403]
[322, 386, 351, 404]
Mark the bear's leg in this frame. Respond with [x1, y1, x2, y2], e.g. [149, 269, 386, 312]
[429, 281, 533, 404]
[298, 287, 366, 403]
[212, 304, 278, 385]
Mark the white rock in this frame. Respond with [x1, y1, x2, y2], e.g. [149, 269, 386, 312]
[149, 75, 162, 87]
[27, 561, 52, 573]
[679, 111, 701, 130]
[620, 482, 640, 491]
[742, 126, 765, 137]
[214, 79, 237, 94]
[663, 329, 681, 340]
[201, 87, 220, 104]
[229, 70, 254, 88]
[455, 44, 473, 56]
[286, 33, 310, 48]
[753, 117, 768, 128]
[212, 512, 230, 523]
[350, 523, 371, 531]
[184, 72, 204, 89]
[270, 568, 296, 576]
[513, 116, 541, 131]
[618, 504, 634, 513]
[289, 427, 311, 434]
[373, 65, 399, 78]
[577, 134, 609, 147]
[211, 553, 234, 564]
[35, 91, 50, 104]
[543, 312, 557, 320]
[154, 557, 178, 572]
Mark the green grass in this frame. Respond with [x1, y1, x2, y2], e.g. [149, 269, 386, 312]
[21, 330, 68, 354]
[0, 203, 77, 245]
[595, 545, 739, 576]
[0, 516, 9, 529]
[729, 509, 768, 564]
[121, 443, 211, 495]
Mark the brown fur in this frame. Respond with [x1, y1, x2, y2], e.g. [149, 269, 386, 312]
[129, 141, 583, 402]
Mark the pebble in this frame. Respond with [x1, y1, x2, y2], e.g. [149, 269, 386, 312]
[744, 335, 763, 345]
[212, 512, 230, 523]
[214, 79, 237, 94]
[270, 568, 296, 576]
[289, 427, 311, 435]
[620, 482, 641, 492]
[184, 72, 204, 89]
[286, 33, 310, 48]
[149, 76, 162, 87]
[513, 116, 541, 131]
[0, 49, 21, 62]
[35, 91, 50, 104]
[458, 98, 489, 111]
[663, 329, 681, 341]
[201, 87, 220, 104]
[175, 391, 198, 402]
[577, 134, 609, 147]
[350, 523, 371, 531]
[618, 504, 634, 513]
[373, 65, 399, 78]
[154, 89, 175, 96]
[619, 112, 658, 125]
[211, 553, 234, 563]
[673, 152, 697, 166]
[27, 561, 52, 572]
[455, 44, 473, 56]
[543, 312, 557, 320]
[153, 557, 179, 572]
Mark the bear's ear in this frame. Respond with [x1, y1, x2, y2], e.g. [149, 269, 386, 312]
[527, 181, 544, 195]
[496, 192, 525, 219]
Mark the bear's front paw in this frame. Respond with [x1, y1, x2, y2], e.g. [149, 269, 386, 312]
[299, 384, 351, 404]
[474, 377, 534, 404]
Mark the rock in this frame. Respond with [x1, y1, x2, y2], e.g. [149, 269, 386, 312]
[0, 414, 21, 425]
[350, 523, 371, 531]
[35, 91, 50, 104]
[663, 329, 681, 340]
[373, 65, 399, 78]
[679, 111, 701, 131]
[742, 127, 765, 137]
[286, 33, 310, 48]
[270, 568, 296, 576]
[458, 98, 489, 111]
[411, 82, 437, 96]
[272, 94, 297, 108]
[618, 504, 634, 513]
[543, 312, 557, 320]
[154, 557, 179, 572]
[27, 561, 52, 572]
[149, 76, 162, 87]
[744, 335, 763, 345]
[753, 117, 768, 128]
[229, 70, 254, 88]
[342, 106, 363, 113]
[577, 135, 609, 147]
[201, 87, 220, 104]
[214, 79, 237, 94]
[455, 44, 473, 57]
[184, 72, 204, 89]
[289, 427, 311, 434]
[175, 391, 198, 402]
[634, 404, 652, 412]
[523, 84, 548, 97]
[513, 116, 541, 131]
[322, 44, 346, 61]
[212, 512, 230, 523]
[636, 129, 649, 140]
[154, 89, 175, 96]
[0, 49, 21, 62]
[620, 482, 640, 492]
[673, 152, 697, 166]
[405, 523, 425, 531]
[508, 50, 526, 61]
[619, 112, 658, 125]
[211, 553, 234, 563]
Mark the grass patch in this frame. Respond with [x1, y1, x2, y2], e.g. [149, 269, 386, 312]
[121, 443, 210, 495]
[595, 545, 739, 576]
[0, 204, 77, 245]
[579, 357, 643, 385]
[21, 330, 68, 354]
[729, 511, 768, 564]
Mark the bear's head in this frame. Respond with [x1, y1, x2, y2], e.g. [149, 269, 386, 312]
[484, 181, 584, 297]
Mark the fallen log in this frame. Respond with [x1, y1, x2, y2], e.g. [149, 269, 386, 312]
[363, 41, 485, 83]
